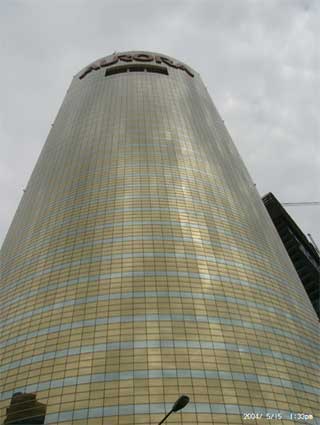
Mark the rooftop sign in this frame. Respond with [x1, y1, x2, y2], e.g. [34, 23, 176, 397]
[79, 53, 194, 79]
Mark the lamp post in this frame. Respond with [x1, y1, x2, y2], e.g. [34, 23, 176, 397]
[158, 395, 190, 424]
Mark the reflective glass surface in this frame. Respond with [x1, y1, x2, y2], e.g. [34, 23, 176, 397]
[1, 51, 319, 425]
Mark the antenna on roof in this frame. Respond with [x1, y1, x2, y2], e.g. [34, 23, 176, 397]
[282, 202, 320, 206]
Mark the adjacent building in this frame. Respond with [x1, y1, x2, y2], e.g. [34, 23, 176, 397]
[263, 192, 320, 319]
[1, 51, 319, 425]
[3, 392, 46, 425]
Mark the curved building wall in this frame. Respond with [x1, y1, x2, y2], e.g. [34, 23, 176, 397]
[0, 51, 319, 425]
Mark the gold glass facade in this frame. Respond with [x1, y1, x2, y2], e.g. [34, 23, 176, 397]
[0, 51, 319, 425]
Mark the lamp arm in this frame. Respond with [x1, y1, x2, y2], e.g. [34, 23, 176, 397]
[158, 409, 173, 425]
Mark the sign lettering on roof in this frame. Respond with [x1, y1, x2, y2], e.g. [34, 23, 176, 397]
[79, 53, 194, 79]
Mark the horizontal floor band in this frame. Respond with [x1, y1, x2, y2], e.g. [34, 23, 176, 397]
[1, 339, 318, 375]
[1, 313, 318, 352]
[1, 270, 315, 333]
[25, 181, 232, 219]
[14, 160, 235, 232]
[1, 215, 272, 284]
[1, 289, 317, 337]
[2, 243, 300, 300]
[1, 369, 319, 401]
[2, 204, 253, 275]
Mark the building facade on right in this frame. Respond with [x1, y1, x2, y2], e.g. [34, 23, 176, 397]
[263, 192, 320, 319]
[1, 52, 319, 425]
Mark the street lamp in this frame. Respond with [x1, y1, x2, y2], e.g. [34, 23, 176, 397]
[158, 395, 190, 424]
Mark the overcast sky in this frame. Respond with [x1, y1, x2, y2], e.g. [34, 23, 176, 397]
[1, 0, 319, 248]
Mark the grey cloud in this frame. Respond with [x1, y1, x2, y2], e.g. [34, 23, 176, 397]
[1, 0, 319, 246]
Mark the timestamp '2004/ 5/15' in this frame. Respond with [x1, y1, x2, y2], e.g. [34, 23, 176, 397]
[243, 413, 314, 420]
[243, 413, 282, 420]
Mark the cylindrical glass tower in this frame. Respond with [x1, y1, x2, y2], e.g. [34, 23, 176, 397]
[1, 51, 319, 425]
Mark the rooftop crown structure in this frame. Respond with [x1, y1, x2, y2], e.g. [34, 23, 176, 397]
[0, 51, 319, 425]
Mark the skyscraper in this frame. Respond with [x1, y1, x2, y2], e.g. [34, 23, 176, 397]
[1, 51, 319, 425]
[262, 192, 320, 319]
